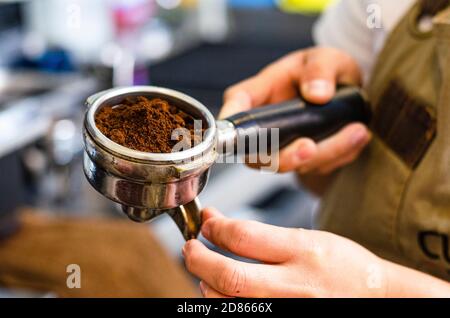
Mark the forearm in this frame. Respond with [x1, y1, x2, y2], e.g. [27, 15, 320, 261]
[384, 259, 450, 297]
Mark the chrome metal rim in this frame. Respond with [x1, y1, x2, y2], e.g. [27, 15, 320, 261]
[85, 86, 216, 163]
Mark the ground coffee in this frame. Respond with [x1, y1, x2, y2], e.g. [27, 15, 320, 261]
[95, 96, 203, 153]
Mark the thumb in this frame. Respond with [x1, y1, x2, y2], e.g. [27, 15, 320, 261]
[299, 48, 361, 104]
[219, 89, 252, 119]
[301, 79, 336, 104]
[202, 207, 224, 223]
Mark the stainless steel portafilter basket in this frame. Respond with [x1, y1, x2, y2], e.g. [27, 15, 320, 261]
[83, 87, 217, 240]
[83, 86, 370, 240]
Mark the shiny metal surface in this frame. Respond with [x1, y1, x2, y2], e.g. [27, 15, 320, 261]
[121, 198, 202, 241]
[83, 151, 210, 210]
[85, 86, 217, 162]
[168, 198, 202, 241]
[216, 119, 237, 157]
[82, 86, 222, 240]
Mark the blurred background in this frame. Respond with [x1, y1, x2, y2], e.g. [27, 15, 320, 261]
[0, 0, 334, 296]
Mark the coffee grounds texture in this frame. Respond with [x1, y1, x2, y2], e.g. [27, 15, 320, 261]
[95, 96, 203, 153]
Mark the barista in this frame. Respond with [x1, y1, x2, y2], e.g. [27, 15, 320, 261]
[182, 0, 450, 297]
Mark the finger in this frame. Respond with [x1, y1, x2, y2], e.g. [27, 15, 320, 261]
[297, 123, 371, 174]
[311, 123, 371, 172]
[199, 281, 232, 298]
[220, 48, 362, 119]
[202, 207, 224, 223]
[219, 87, 253, 119]
[219, 52, 305, 119]
[300, 47, 361, 104]
[301, 79, 335, 105]
[314, 136, 371, 175]
[277, 138, 318, 173]
[183, 239, 277, 297]
[201, 214, 299, 263]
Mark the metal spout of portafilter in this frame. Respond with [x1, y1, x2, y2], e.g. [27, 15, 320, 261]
[121, 199, 202, 241]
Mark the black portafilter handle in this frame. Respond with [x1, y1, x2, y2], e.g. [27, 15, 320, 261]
[224, 86, 372, 154]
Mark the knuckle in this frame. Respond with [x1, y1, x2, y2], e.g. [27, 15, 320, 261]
[184, 242, 198, 272]
[217, 264, 247, 295]
[296, 229, 326, 262]
[205, 218, 218, 235]
[304, 58, 323, 71]
[229, 221, 251, 252]
[209, 219, 229, 244]
[284, 229, 304, 260]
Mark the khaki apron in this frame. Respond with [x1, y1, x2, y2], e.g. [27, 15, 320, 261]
[319, 2, 450, 281]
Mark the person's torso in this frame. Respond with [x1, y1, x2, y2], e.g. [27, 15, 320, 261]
[319, 0, 450, 281]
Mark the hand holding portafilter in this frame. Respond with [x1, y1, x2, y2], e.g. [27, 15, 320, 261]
[223, 86, 371, 155]
[82, 86, 370, 240]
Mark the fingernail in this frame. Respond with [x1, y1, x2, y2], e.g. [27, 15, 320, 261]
[182, 244, 187, 257]
[202, 222, 211, 239]
[303, 80, 333, 98]
[199, 281, 207, 297]
[351, 127, 368, 146]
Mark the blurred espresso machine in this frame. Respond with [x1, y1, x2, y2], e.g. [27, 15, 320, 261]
[0, 1, 99, 220]
[0, 0, 231, 220]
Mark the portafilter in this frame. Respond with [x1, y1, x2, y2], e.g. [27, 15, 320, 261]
[83, 86, 370, 240]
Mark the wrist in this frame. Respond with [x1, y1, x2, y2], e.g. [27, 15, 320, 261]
[382, 259, 450, 297]
[381, 259, 397, 298]
[366, 256, 390, 298]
